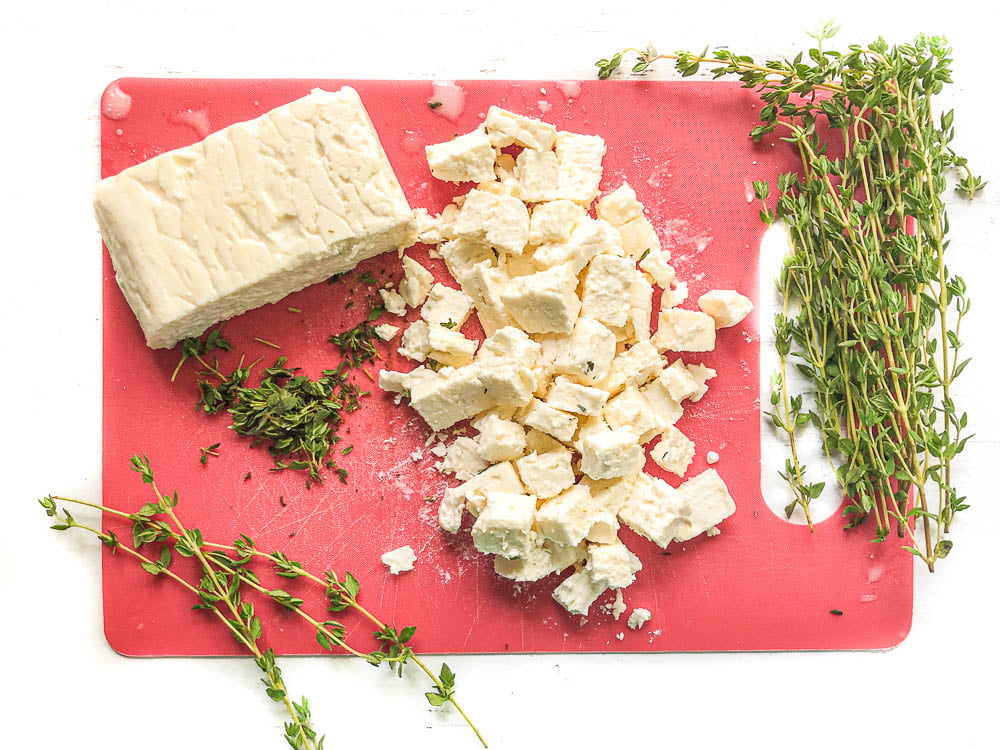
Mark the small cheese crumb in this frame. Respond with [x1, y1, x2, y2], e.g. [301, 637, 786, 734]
[379, 288, 407, 316]
[706, 450, 720, 464]
[615, 632, 625, 641]
[373, 323, 400, 342]
[627, 607, 652, 630]
[381, 545, 416, 574]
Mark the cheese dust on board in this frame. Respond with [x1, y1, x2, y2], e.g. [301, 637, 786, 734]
[380, 104, 754, 618]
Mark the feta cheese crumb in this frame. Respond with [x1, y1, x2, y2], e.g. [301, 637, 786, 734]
[425, 128, 497, 184]
[698, 290, 754, 328]
[379, 288, 407, 316]
[399, 255, 435, 308]
[373, 323, 400, 342]
[381, 545, 416, 574]
[627, 607, 652, 630]
[552, 568, 608, 616]
[651, 425, 696, 477]
[706, 450, 720, 465]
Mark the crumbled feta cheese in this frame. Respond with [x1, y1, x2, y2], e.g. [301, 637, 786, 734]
[651, 308, 717, 352]
[521, 398, 579, 442]
[579, 429, 645, 480]
[427, 324, 478, 367]
[618, 472, 690, 548]
[485, 106, 558, 151]
[494, 538, 586, 582]
[629, 272, 654, 342]
[450, 461, 524, 519]
[478, 359, 538, 407]
[686, 362, 717, 402]
[581, 254, 635, 327]
[620, 217, 664, 262]
[612, 340, 664, 386]
[373, 323, 400, 342]
[441, 436, 489, 481]
[552, 317, 617, 382]
[534, 218, 622, 274]
[604, 385, 669, 444]
[438, 236, 495, 279]
[453, 189, 530, 256]
[529, 200, 587, 245]
[473, 413, 527, 463]
[587, 539, 642, 589]
[536, 484, 598, 546]
[651, 425, 696, 477]
[552, 568, 608, 616]
[500, 263, 581, 334]
[421, 283, 475, 328]
[706, 450, 720, 464]
[381, 545, 416, 574]
[471, 492, 537, 559]
[545, 376, 609, 416]
[408, 364, 494, 430]
[398, 320, 431, 362]
[659, 358, 701, 401]
[610, 589, 628, 620]
[425, 128, 497, 184]
[515, 148, 560, 202]
[516, 447, 576, 499]
[638, 378, 684, 434]
[671, 469, 737, 542]
[638, 249, 674, 287]
[698, 290, 754, 328]
[596, 182, 644, 227]
[478, 325, 543, 368]
[659, 280, 689, 309]
[399, 255, 435, 308]
[627, 608, 652, 630]
[555, 131, 606, 205]
[379, 287, 407, 316]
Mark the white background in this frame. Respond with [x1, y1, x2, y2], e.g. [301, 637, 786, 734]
[2, 2, 998, 748]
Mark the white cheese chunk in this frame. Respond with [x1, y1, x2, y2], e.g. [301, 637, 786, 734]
[545, 376, 610, 416]
[378, 365, 437, 395]
[627, 608, 652, 630]
[672, 469, 737, 542]
[440, 436, 489, 481]
[494, 538, 586, 582]
[552, 568, 608, 616]
[618, 472, 690, 548]
[620, 217, 663, 261]
[612, 340, 664, 387]
[425, 128, 497, 183]
[373, 323, 400, 342]
[638, 378, 684, 434]
[399, 255, 435, 308]
[698, 290, 754, 328]
[524, 428, 565, 455]
[686, 363, 717, 402]
[555, 131, 606, 205]
[515, 447, 575, 499]
[478, 358, 538, 407]
[651, 308, 717, 352]
[579, 428, 645, 480]
[398, 320, 431, 362]
[421, 283, 475, 328]
[552, 317, 617, 383]
[451, 461, 525, 518]
[596, 182, 644, 227]
[533, 218, 622, 274]
[604, 385, 669, 444]
[380, 545, 416, 574]
[453, 189, 530, 256]
[659, 358, 701, 401]
[581, 254, 635, 327]
[471, 492, 537, 559]
[500, 263, 581, 334]
[638, 249, 674, 287]
[485, 106, 558, 151]
[438, 486, 466, 533]
[528, 200, 587, 245]
[408, 363, 494, 430]
[651, 425, 696, 477]
[452, 259, 513, 335]
[478, 326, 543, 368]
[515, 148, 560, 202]
[379, 288, 407, 316]
[427, 324, 478, 367]
[706, 450, 720, 464]
[95, 87, 416, 349]
[536, 484, 598, 546]
[473, 413, 527, 463]
[629, 271, 654, 342]
[520, 399, 579, 442]
[438, 236, 495, 279]
[587, 539, 642, 589]
[660, 280, 689, 309]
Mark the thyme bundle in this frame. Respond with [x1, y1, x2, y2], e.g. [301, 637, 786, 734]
[597, 26, 984, 570]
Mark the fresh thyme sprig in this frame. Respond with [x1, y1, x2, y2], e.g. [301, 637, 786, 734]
[40, 456, 487, 747]
[171, 327, 232, 382]
[597, 28, 983, 570]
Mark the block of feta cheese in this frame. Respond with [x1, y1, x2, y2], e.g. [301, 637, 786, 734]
[516, 447, 576, 499]
[515, 148, 561, 202]
[452, 259, 513, 335]
[398, 320, 431, 362]
[373, 323, 399, 342]
[500, 263, 582, 334]
[494, 538, 586, 582]
[440, 436, 489, 481]
[408, 364, 496, 430]
[471, 492, 537, 559]
[425, 128, 497, 184]
[698, 290, 754, 328]
[520, 399, 579, 442]
[620, 217, 663, 262]
[659, 358, 701, 402]
[596, 182, 644, 227]
[618, 472, 691, 548]
[536, 484, 601, 547]
[651, 308, 717, 352]
[552, 317, 617, 382]
[545, 376, 610, 417]
[579, 428, 645, 480]
[438, 461, 524, 532]
[552, 568, 608, 616]
[533, 218, 623, 274]
[671, 469, 737, 542]
[427, 324, 478, 367]
[528, 200, 587, 245]
[473, 413, 527, 463]
[94, 87, 417, 349]
[380, 545, 416, 574]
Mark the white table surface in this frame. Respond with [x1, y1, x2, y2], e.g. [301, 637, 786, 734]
[2, 2, 998, 748]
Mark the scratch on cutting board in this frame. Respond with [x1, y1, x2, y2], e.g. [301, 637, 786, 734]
[461, 573, 482, 650]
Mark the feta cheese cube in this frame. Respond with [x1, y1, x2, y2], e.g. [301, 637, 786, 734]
[672, 469, 737, 541]
[473, 413, 527, 463]
[620, 216, 663, 261]
[440, 436, 489, 481]
[471, 492, 537, 559]
[618, 472, 691, 548]
[660, 280, 689, 309]
[452, 461, 525, 518]
[452, 259, 513, 335]
[524, 428, 565, 455]
[427, 324, 478, 367]
[421, 283, 475, 328]
[379, 287, 407, 316]
[587, 539, 642, 588]
[579, 428, 645, 480]
[515, 446, 575, 499]
[500, 263, 581, 334]
[534, 218, 622, 274]
[485, 106, 558, 151]
[478, 326, 542, 368]
[638, 377, 684, 433]
[536, 484, 598, 546]
[399, 255, 434, 308]
[651, 425, 696, 477]
[612, 340, 664, 386]
[398, 319, 431, 362]
[552, 317, 617, 382]
[627, 608, 652, 630]
[528, 200, 587, 245]
[408, 363, 494, 430]
[380, 545, 416, 574]
[438, 236, 495, 279]
[596, 182, 644, 227]
[515, 148, 560, 202]
[378, 365, 437, 395]
[520, 399, 578, 442]
[651, 308, 717, 352]
[581, 254, 635, 327]
[438, 486, 466, 533]
[638, 249, 674, 287]
[659, 358, 700, 401]
[478, 359, 538, 407]
[698, 290, 754, 328]
[373, 323, 399, 342]
[556, 131, 606, 205]
[545, 376, 609, 416]
[425, 128, 497, 184]
[552, 568, 608, 616]
[453, 189, 530, 256]
[94, 87, 417, 350]
[686, 363, 717, 402]
[604, 385, 667, 444]
[629, 272, 654, 342]
[494, 538, 586, 582]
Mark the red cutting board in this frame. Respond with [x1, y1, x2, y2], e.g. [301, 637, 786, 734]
[100, 78, 912, 656]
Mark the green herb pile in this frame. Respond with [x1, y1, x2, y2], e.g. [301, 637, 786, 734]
[597, 24, 984, 570]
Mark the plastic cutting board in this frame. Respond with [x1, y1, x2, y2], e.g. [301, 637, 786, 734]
[100, 78, 913, 655]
